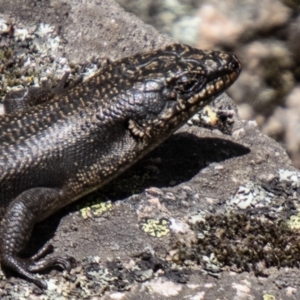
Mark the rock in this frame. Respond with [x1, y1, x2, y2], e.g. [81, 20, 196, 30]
[1, 1, 300, 299]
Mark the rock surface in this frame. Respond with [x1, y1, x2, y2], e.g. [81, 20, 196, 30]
[0, 1, 300, 299]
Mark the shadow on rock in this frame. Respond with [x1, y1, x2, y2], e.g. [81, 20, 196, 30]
[95, 132, 250, 199]
[26, 132, 249, 261]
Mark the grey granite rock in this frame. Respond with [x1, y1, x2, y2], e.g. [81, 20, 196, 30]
[0, 1, 300, 299]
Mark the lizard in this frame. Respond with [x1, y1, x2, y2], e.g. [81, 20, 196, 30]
[0, 43, 241, 289]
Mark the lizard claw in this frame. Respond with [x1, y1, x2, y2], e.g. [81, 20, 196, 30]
[28, 255, 74, 273]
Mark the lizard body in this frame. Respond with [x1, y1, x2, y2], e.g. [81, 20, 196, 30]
[0, 44, 241, 288]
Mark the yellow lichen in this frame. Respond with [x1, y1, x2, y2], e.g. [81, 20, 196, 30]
[140, 218, 170, 237]
[80, 201, 113, 219]
[263, 294, 276, 300]
[286, 212, 300, 230]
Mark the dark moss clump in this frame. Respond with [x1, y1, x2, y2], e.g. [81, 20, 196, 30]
[176, 212, 300, 275]
[82, 252, 190, 294]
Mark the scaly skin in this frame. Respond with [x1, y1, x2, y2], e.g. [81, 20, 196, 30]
[0, 44, 241, 288]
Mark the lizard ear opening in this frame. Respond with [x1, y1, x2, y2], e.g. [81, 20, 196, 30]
[128, 119, 150, 139]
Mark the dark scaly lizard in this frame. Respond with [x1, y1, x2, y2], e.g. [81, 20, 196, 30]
[0, 44, 241, 288]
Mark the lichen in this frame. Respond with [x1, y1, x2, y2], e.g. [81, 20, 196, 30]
[79, 200, 113, 219]
[140, 218, 170, 237]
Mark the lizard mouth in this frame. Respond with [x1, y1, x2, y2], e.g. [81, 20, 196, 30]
[186, 54, 241, 106]
[160, 53, 241, 123]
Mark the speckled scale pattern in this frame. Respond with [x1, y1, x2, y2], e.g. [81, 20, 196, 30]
[0, 43, 241, 288]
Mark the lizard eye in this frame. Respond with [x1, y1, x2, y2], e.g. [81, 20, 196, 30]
[174, 75, 203, 94]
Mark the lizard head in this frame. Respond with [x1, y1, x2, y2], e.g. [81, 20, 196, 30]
[120, 44, 240, 140]
[104, 44, 241, 140]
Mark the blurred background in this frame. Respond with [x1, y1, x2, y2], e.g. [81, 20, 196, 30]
[116, 0, 300, 168]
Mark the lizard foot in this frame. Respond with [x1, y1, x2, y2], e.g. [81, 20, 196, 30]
[2, 249, 74, 289]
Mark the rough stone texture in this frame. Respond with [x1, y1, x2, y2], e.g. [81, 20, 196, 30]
[1, 1, 300, 299]
[0, 0, 173, 63]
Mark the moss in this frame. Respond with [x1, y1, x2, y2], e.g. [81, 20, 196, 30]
[176, 212, 300, 275]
